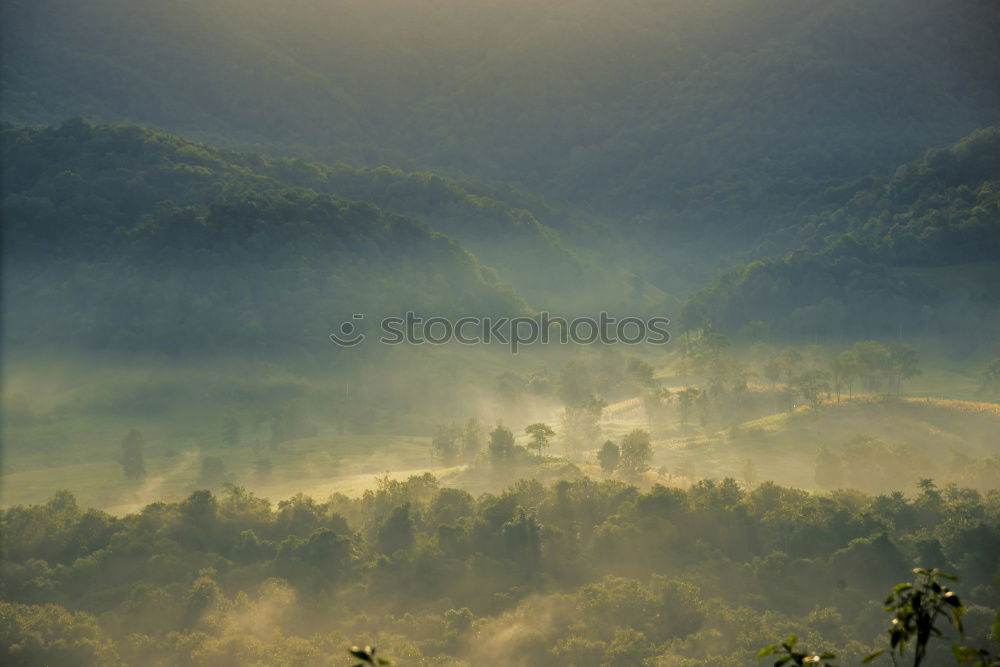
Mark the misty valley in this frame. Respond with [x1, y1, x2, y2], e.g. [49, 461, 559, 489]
[2, 0, 999, 665]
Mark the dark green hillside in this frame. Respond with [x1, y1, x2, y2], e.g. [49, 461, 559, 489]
[206, 157, 661, 314]
[1, 121, 527, 351]
[2, 119, 654, 316]
[682, 128, 1000, 341]
[4, 0, 997, 229]
[761, 127, 1000, 263]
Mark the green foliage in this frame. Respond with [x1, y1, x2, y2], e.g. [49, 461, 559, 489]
[758, 635, 837, 666]
[865, 568, 967, 666]
[794, 370, 831, 409]
[488, 425, 517, 466]
[676, 387, 702, 424]
[348, 645, 390, 666]
[1, 121, 529, 351]
[1, 476, 998, 665]
[618, 429, 653, 477]
[760, 574, 1000, 667]
[524, 422, 555, 454]
[432, 424, 461, 465]
[687, 129, 1000, 340]
[560, 396, 606, 453]
[814, 446, 844, 489]
[461, 418, 486, 461]
[3, 2, 1000, 665]
[751, 340, 922, 411]
[597, 440, 620, 474]
[0, 601, 120, 666]
[375, 503, 416, 555]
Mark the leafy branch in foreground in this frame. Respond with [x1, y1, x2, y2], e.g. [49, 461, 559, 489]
[863, 568, 965, 666]
[862, 568, 1000, 666]
[348, 645, 390, 666]
[761, 570, 1000, 667]
[757, 635, 837, 666]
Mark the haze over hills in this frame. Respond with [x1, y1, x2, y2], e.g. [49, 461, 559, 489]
[5, 0, 998, 229]
[2, 1, 1000, 666]
[2, 121, 531, 351]
[686, 128, 1000, 342]
[5, 119, 995, 353]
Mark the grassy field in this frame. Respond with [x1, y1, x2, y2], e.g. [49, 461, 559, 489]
[637, 395, 1000, 492]
[3, 346, 997, 513]
[1, 420, 450, 512]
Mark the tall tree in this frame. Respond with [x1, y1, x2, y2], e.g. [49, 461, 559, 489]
[676, 388, 701, 425]
[831, 351, 862, 402]
[641, 386, 672, 432]
[524, 422, 555, 455]
[887, 342, 921, 396]
[597, 440, 620, 474]
[432, 424, 460, 465]
[793, 369, 831, 408]
[774, 348, 804, 411]
[461, 418, 485, 461]
[850, 340, 891, 393]
[487, 424, 516, 466]
[560, 396, 606, 453]
[376, 503, 415, 554]
[619, 429, 653, 477]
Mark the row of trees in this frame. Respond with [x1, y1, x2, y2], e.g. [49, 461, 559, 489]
[755, 339, 920, 410]
[429, 419, 486, 466]
[432, 420, 562, 468]
[431, 418, 651, 476]
[3, 477, 997, 666]
[678, 333, 923, 415]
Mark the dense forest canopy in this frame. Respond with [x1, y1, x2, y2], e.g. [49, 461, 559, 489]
[683, 128, 1000, 341]
[2, 121, 534, 351]
[3, 477, 999, 665]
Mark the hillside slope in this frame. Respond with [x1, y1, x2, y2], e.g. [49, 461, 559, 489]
[1, 120, 529, 351]
[4, 0, 997, 230]
[683, 128, 1000, 341]
[204, 154, 665, 314]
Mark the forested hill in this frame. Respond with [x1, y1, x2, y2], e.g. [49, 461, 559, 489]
[3, 118, 654, 317]
[215, 156, 664, 316]
[771, 127, 1000, 266]
[682, 128, 1000, 342]
[4, 0, 997, 225]
[1, 120, 530, 351]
